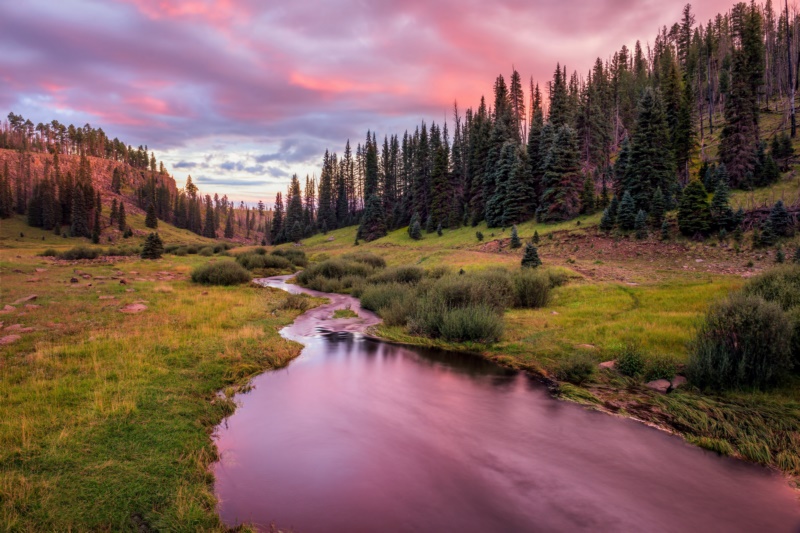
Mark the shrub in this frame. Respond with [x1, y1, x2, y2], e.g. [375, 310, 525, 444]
[379, 294, 418, 326]
[174, 246, 188, 256]
[198, 246, 214, 256]
[742, 265, 800, 311]
[272, 248, 307, 267]
[186, 245, 199, 254]
[236, 253, 292, 271]
[58, 246, 101, 260]
[438, 305, 504, 343]
[556, 354, 596, 384]
[164, 244, 181, 254]
[425, 265, 451, 279]
[39, 248, 58, 257]
[521, 243, 542, 268]
[191, 261, 251, 285]
[616, 343, 646, 377]
[511, 269, 551, 308]
[141, 233, 164, 260]
[360, 283, 410, 312]
[368, 265, 423, 285]
[295, 259, 373, 286]
[274, 293, 311, 311]
[343, 252, 386, 268]
[644, 355, 677, 381]
[688, 294, 792, 390]
[426, 270, 514, 312]
[253, 247, 268, 255]
[105, 245, 139, 257]
[476, 231, 484, 242]
[213, 242, 233, 253]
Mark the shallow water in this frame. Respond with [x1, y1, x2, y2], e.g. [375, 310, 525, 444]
[213, 276, 800, 532]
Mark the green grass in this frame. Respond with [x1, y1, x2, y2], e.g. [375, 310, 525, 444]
[332, 308, 358, 319]
[0, 245, 318, 530]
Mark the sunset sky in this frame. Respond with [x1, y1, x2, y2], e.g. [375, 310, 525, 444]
[1, 0, 733, 203]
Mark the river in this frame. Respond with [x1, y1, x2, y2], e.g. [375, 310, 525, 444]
[213, 275, 800, 532]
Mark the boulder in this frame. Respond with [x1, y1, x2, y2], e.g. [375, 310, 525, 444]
[120, 303, 147, 314]
[24, 304, 41, 310]
[70, 277, 79, 283]
[645, 379, 671, 394]
[0, 305, 16, 314]
[0, 335, 21, 345]
[599, 360, 616, 370]
[12, 295, 37, 305]
[670, 375, 688, 390]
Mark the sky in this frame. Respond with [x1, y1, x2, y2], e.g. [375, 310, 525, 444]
[1, 0, 734, 204]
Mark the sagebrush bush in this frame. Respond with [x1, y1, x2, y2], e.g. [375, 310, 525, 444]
[174, 246, 188, 256]
[368, 265, 423, 285]
[39, 248, 58, 257]
[427, 270, 514, 311]
[57, 246, 101, 260]
[360, 283, 411, 312]
[342, 252, 386, 269]
[644, 355, 677, 381]
[425, 265, 452, 279]
[742, 265, 800, 311]
[556, 353, 596, 384]
[253, 247, 268, 255]
[688, 294, 792, 390]
[236, 252, 292, 271]
[296, 259, 374, 286]
[186, 245, 199, 254]
[198, 246, 214, 256]
[274, 293, 311, 311]
[190, 261, 252, 285]
[616, 344, 646, 377]
[105, 246, 139, 257]
[213, 243, 232, 253]
[164, 244, 181, 254]
[438, 305, 504, 343]
[511, 269, 551, 308]
[272, 248, 307, 267]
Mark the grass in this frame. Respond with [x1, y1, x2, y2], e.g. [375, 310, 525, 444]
[332, 308, 358, 319]
[0, 242, 320, 531]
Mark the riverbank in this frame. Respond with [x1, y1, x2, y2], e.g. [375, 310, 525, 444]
[0, 249, 322, 530]
[290, 223, 800, 484]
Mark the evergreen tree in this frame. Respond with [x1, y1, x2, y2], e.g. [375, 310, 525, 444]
[70, 186, 89, 237]
[769, 200, 793, 237]
[290, 221, 303, 243]
[661, 219, 670, 240]
[710, 179, 734, 231]
[358, 194, 387, 242]
[409, 218, 423, 240]
[425, 215, 434, 234]
[623, 88, 676, 210]
[141, 232, 164, 259]
[776, 246, 785, 264]
[677, 179, 711, 237]
[408, 212, 421, 238]
[92, 192, 101, 244]
[436, 222, 443, 237]
[540, 125, 582, 221]
[650, 187, 666, 227]
[271, 192, 284, 243]
[111, 167, 122, 194]
[579, 174, 595, 214]
[532, 230, 540, 244]
[600, 207, 615, 232]
[616, 191, 637, 230]
[202, 195, 216, 238]
[760, 219, 777, 247]
[110, 198, 118, 227]
[224, 209, 234, 238]
[145, 201, 157, 228]
[118, 201, 126, 232]
[521, 243, 542, 268]
[634, 210, 648, 239]
[476, 231, 484, 242]
[510, 225, 521, 248]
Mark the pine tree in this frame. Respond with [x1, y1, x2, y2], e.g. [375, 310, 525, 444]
[110, 198, 118, 227]
[91, 193, 101, 244]
[521, 243, 542, 268]
[510, 225, 521, 248]
[224, 209, 234, 238]
[476, 231, 484, 242]
[436, 222, 443, 236]
[677, 179, 711, 237]
[634, 210, 648, 239]
[768, 200, 793, 237]
[70, 186, 89, 237]
[202, 195, 216, 238]
[660, 219, 670, 240]
[600, 207, 615, 232]
[710, 179, 734, 231]
[540, 125, 582, 221]
[145, 201, 158, 228]
[408, 212, 421, 238]
[650, 187, 665, 227]
[579, 174, 595, 214]
[111, 167, 122, 194]
[616, 191, 637, 230]
[290, 221, 303, 243]
[141, 232, 164, 259]
[118, 201, 126, 232]
[358, 194, 387, 242]
[271, 192, 284, 243]
[532, 230, 540, 244]
[776, 246, 786, 263]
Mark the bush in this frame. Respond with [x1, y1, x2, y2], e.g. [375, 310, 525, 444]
[556, 354, 596, 385]
[368, 265, 423, 285]
[186, 245, 199, 254]
[425, 270, 514, 312]
[295, 259, 373, 287]
[164, 244, 181, 254]
[360, 283, 413, 313]
[271, 248, 307, 267]
[174, 246, 188, 256]
[644, 355, 677, 381]
[191, 261, 252, 286]
[105, 245, 139, 257]
[57, 246, 101, 260]
[213, 242, 233, 253]
[425, 265, 451, 279]
[253, 247, 268, 255]
[616, 343, 646, 377]
[688, 294, 792, 390]
[742, 265, 800, 311]
[511, 269, 551, 308]
[342, 252, 386, 269]
[236, 252, 292, 271]
[141, 233, 164, 260]
[274, 293, 311, 311]
[39, 248, 58, 257]
[198, 246, 214, 256]
[437, 305, 504, 343]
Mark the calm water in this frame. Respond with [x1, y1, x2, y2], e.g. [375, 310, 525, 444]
[213, 277, 800, 532]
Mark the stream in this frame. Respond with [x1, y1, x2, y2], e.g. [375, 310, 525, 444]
[213, 275, 800, 532]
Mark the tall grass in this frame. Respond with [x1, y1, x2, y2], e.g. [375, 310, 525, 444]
[191, 261, 252, 285]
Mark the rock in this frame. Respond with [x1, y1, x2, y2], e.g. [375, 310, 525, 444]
[645, 379, 671, 394]
[0, 305, 16, 313]
[25, 277, 41, 283]
[695, 258, 704, 263]
[599, 360, 616, 370]
[670, 375, 688, 390]
[327, 237, 335, 242]
[12, 269, 24, 274]
[24, 304, 41, 309]
[12, 295, 37, 305]
[135, 278, 148, 282]
[80, 274, 92, 280]
[119, 279, 128, 285]
[577, 344, 596, 349]
[0, 335, 21, 345]
[35, 268, 47, 273]
[99, 295, 116, 300]
[4, 324, 33, 333]
[70, 277, 79, 283]
[125, 289, 135, 293]
[201, 291, 208, 295]
[120, 303, 147, 314]
[551, 311, 559, 315]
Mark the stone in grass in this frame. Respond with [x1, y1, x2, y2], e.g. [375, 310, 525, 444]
[99, 295, 116, 300]
[12, 295, 37, 305]
[0, 305, 16, 313]
[645, 379, 671, 394]
[599, 360, 616, 370]
[670, 375, 688, 390]
[120, 303, 147, 314]
[0, 335, 21, 345]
